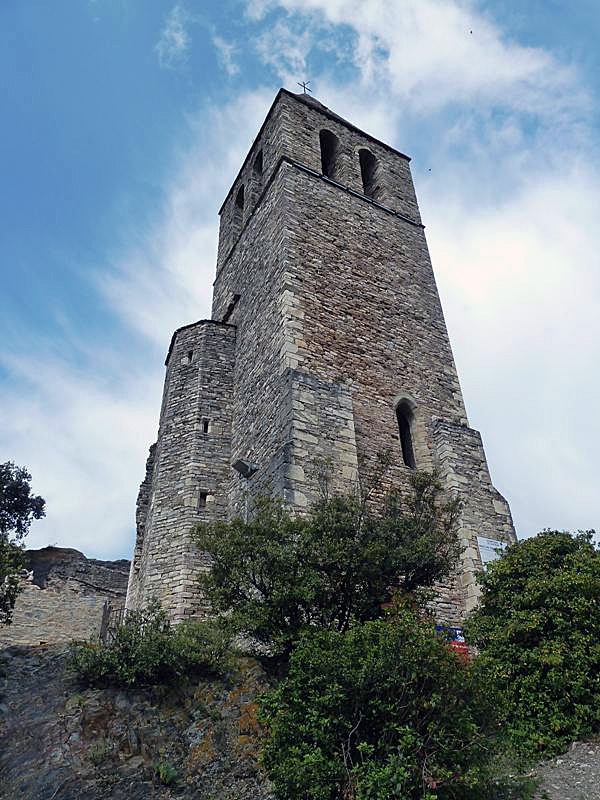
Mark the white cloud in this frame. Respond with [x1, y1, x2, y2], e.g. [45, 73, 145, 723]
[424, 162, 600, 537]
[0, 89, 275, 560]
[250, 0, 587, 120]
[99, 89, 274, 346]
[245, 0, 600, 536]
[212, 34, 240, 77]
[156, 3, 191, 69]
[0, 348, 159, 560]
[254, 19, 313, 83]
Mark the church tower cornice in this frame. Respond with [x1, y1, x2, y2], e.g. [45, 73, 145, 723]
[218, 88, 411, 216]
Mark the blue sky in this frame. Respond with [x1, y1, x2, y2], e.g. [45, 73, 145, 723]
[1, 0, 599, 559]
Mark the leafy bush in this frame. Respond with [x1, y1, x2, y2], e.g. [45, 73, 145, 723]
[465, 530, 600, 756]
[71, 600, 230, 688]
[194, 472, 461, 655]
[260, 604, 519, 800]
[154, 760, 178, 786]
[0, 461, 45, 624]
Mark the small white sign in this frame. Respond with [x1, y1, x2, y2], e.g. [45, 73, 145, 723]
[477, 536, 507, 567]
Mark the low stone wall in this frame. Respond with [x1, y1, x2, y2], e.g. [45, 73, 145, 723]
[0, 547, 130, 647]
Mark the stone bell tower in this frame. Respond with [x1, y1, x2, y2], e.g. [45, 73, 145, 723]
[126, 89, 516, 623]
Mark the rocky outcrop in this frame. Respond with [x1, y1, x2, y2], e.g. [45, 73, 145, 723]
[532, 742, 600, 800]
[0, 644, 274, 800]
[0, 548, 129, 647]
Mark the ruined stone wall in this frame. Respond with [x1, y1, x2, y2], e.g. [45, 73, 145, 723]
[0, 548, 129, 646]
[126, 322, 236, 620]
[430, 420, 514, 613]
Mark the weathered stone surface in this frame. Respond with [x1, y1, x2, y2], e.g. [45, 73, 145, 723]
[126, 322, 236, 620]
[127, 88, 517, 625]
[0, 645, 274, 800]
[0, 548, 129, 647]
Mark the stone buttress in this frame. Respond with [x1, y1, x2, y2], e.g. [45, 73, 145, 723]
[127, 89, 516, 623]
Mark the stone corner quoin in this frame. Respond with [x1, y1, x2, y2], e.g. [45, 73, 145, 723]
[125, 89, 516, 625]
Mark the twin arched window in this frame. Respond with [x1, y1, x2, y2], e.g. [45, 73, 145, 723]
[319, 131, 382, 201]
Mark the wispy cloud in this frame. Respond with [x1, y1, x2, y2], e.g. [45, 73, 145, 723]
[254, 19, 313, 82]
[155, 3, 191, 70]
[0, 89, 275, 559]
[99, 89, 273, 346]
[212, 34, 240, 77]
[0, 347, 159, 559]
[253, 0, 587, 117]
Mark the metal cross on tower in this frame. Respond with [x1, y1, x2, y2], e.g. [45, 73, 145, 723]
[297, 80, 312, 94]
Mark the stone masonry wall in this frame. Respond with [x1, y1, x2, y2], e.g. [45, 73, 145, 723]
[129, 90, 516, 624]
[0, 547, 129, 646]
[430, 420, 514, 613]
[212, 92, 515, 622]
[217, 90, 421, 270]
[126, 322, 236, 620]
[212, 164, 296, 517]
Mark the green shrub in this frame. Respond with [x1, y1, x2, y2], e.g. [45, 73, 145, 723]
[465, 530, 600, 757]
[154, 760, 178, 786]
[71, 600, 230, 688]
[194, 472, 461, 655]
[0, 461, 45, 625]
[260, 604, 518, 800]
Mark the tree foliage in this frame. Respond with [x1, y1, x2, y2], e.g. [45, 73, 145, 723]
[465, 530, 600, 756]
[0, 461, 45, 624]
[71, 600, 230, 688]
[193, 471, 461, 654]
[260, 604, 527, 800]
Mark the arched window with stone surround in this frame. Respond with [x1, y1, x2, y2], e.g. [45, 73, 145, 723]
[396, 399, 416, 469]
[253, 150, 264, 197]
[359, 148, 380, 200]
[233, 184, 244, 233]
[319, 129, 339, 180]
[253, 149, 263, 178]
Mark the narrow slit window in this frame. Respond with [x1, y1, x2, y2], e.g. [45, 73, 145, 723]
[253, 149, 263, 177]
[198, 491, 208, 509]
[359, 148, 380, 199]
[396, 401, 416, 469]
[187, 350, 193, 362]
[319, 129, 339, 179]
[202, 419, 210, 434]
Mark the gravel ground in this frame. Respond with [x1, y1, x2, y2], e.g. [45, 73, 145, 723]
[533, 741, 600, 800]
